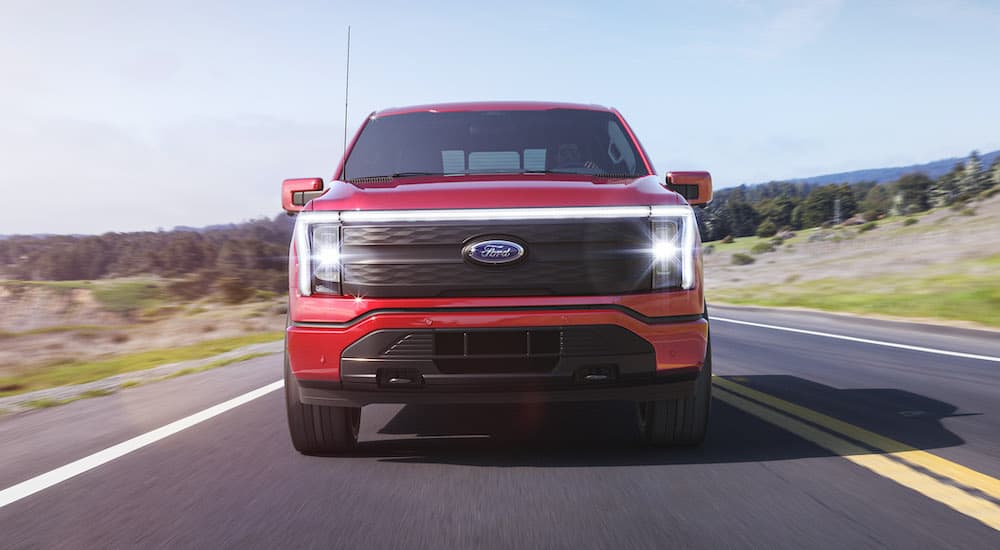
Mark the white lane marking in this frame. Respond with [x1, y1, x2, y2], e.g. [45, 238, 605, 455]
[0, 380, 283, 509]
[713, 316, 1000, 363]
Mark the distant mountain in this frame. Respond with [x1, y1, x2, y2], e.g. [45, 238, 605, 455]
[754, 149, 1000, 186]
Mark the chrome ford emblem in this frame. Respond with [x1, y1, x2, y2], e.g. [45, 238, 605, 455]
[463, 239, 525, 265]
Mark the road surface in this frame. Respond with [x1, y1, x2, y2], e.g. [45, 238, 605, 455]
[2, 305, 999, 548]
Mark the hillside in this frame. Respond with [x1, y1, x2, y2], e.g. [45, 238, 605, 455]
[0, 215, 294, 290]
[704, 193, 1000, 328]
[749, 149, 1000, 186]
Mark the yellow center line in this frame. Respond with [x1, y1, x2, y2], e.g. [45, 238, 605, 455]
[712, 376, 1000, 503]
[713, 385, 1000, 531]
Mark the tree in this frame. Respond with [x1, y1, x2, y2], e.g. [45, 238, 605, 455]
[723, 200, 760, 237]
[958, 151, 987, 198]
[790, 204, 804, 229]
[861, 184, 893, 219]
[799, 184, 856, 228]
[756, 219, 778, 238]
[929, 162, 963, 207]
[893, 173, 933, 214]
[755, 196, 797, 229]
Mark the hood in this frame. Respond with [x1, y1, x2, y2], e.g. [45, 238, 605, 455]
[307, 175, 687, 212]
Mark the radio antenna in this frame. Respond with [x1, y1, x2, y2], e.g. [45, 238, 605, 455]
[342, 25, 352, 155]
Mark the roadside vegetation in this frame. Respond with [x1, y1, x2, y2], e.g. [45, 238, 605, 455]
[711, 261, 1000, 327]
[0, 333, 282, 398]
[698, 151, 999, 244]
[0, 215, 293, 293]
[706, 192, 1000, 328]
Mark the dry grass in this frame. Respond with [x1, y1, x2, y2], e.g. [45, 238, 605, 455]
[705, 194, 1000, 327]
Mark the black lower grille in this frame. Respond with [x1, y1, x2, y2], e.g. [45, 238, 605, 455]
[435, 357, 558, 374]
[434, 329, 560, 356]
[340, 218, 652, 298]
[432, 329, 559, 373]
[340, 326, 657, 381]
[342, 326, 653, 376]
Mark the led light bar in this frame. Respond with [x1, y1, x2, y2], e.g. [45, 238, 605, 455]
[649, 205, 693, 218]
[338, 206, 652, 223]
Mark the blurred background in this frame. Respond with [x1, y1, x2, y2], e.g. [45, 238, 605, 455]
[1, 0, 998, 406]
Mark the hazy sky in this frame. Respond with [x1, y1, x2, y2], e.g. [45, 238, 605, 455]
[2, 0, 999, 234]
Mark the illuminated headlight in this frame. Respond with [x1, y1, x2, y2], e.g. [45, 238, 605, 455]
[650, 205, 697, 290]
[294, 212, 342, 296]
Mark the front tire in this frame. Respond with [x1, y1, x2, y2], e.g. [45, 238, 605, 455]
[285, 354, 360, 455]
[637, 340, 712, 447]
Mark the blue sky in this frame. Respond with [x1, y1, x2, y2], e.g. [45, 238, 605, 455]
[2, 0, 999, 234]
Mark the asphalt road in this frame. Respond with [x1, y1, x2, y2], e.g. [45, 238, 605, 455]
[2, 305, 1000, 549]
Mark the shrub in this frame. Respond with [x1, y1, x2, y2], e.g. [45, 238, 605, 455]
[254, 289, 279, 301]
[903, 218, 919, 226]
[750, 242, 775, 254]
[959, 207, 977, 217]
[218, 276, 253, 304]
[770, 237, 784, 246]
[862, 209, 880, 222]
[93, 282, 162, 319]
[859, 222, 877, 232]
[731, 253, 756, 265]
[979, 187, 998, 200]
[166, 277, 204, 301]
[756, 219, 778, 238]
[703, 244, 715, 255]
[721, 235, 735, 244]
[110, 332, 130, 344]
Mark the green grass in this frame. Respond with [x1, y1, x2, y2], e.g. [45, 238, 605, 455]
[112, 352, 274, 392]
[161, 352, 274, 380]
[21, 389, 117, 410]
[8, 353, 274, 412]
[0, 324, 116, 340]
[708, 227, 820, 255]
[92, 281, 164, 316]
[0, 279, 95, 290]
[0, 332, 282, 397]
[709, 258, 1000, 327]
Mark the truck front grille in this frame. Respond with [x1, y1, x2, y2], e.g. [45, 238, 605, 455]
[340, 219, 651, 298]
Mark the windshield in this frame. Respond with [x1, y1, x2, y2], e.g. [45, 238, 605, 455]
[342, 109, 647, 181]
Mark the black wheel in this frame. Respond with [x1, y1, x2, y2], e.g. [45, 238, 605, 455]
[285, 353, 360, 455]
[637, 340, 712, 447]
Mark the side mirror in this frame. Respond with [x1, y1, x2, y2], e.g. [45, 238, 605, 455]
[282, 178, 325, 214]
[665, 171, 713, 206]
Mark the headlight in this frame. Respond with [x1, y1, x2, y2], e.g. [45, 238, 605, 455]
[294, 212, 342, 296]
[650, 205, 697, 290]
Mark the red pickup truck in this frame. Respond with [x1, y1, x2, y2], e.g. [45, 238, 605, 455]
[281, 101, 713, 454]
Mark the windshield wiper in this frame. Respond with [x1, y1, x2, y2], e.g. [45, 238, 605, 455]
[349, 172, 445, 183]
[521, 169, 643, 178]
[389, 171, 445, 177]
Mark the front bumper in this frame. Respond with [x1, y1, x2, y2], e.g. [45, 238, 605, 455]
[286, 306, 708, 405]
